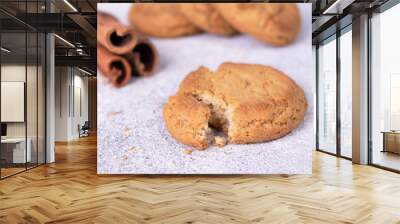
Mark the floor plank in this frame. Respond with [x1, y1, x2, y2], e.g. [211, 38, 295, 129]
[1, 135, 400, 224]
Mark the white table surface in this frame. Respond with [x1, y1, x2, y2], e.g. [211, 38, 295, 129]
[1, 138, 26, 143]
[97, 3, 314, 174]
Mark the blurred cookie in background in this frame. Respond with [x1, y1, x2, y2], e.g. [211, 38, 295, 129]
[179, 4, 237, 36]
[216, 3, 301, 46]
[129, 3, 202, 38]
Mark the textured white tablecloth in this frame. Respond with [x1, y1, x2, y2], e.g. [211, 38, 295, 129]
[97, 3, 314, 174]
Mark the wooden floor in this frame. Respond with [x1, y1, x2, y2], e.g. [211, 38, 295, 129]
[1, 163, 43, 178]
[1, 167, 26, 178]
[1, 135, 400, 223]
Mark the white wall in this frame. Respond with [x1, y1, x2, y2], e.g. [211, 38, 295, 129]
[72, 73, 89, 138]
[54, 67, 89, 141]
[55, 66, 69, 141]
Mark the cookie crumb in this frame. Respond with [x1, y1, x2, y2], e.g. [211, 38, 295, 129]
[107, 111, 121, 118]
[214, 136, 227, 148]
[127, 146, 136, 152]
[123, 127, 132, 138]
[122, 155, 129, 160]
[183, 149, 193, 155]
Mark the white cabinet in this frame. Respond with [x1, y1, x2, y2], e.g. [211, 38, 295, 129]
[1, 138, 32, 163]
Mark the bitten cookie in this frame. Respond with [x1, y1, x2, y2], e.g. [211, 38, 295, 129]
[129, 3, 202, 38]
[163, 63, 307, 150]
[215, 3, 301, 46]
[179, 3, 237, 36]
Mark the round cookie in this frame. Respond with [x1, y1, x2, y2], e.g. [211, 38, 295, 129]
[215, 3, 301, 46]
[163, 62, 307, 150]
[129, 3, 202, 38]
[179, 3, 237, 36]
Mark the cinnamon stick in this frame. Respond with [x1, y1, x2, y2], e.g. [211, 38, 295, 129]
[125, 36, 159, 77]
[97, 12, 138, 55]
[97, 44, 132, 88]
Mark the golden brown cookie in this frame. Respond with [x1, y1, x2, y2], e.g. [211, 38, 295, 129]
[163, 63, 308, 150]
[179, 3, 237, 36]
[129, 3, 202, 38]
[215, 3, 301, 46]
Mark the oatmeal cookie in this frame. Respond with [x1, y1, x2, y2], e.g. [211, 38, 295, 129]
[163, 62, 307, 149]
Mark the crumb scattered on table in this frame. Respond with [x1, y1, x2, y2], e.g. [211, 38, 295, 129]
[107, 111, 122, 118]
[214, 136, 227, 148]
[123, 127, 132, 138]
[184, 149, 193, 155]
[127, 146, 137, 152]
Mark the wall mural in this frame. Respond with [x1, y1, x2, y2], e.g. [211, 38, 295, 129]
[97, 3, 314, 174]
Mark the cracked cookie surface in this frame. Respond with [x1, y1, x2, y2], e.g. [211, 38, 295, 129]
[215, 3, 301, 46]
[163, 62, 307, 150]
[129, 3, 202, 38]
